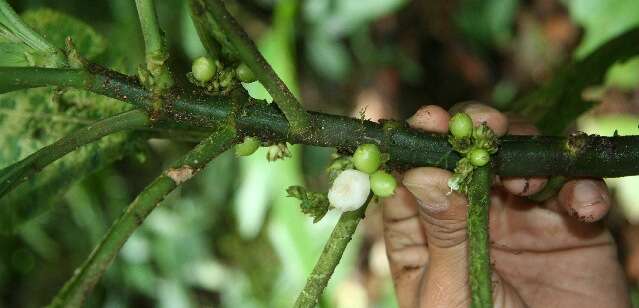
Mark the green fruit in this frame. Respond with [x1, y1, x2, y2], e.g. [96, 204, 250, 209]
[469, 148, 490, 166]
[235, 136, 260, 156]
[352, 143, 382, 174]
[236, 63, 256, 83]
[370, 170, 397, 197]
[192, 56, 216, 82]
[449, 112, 473, 139]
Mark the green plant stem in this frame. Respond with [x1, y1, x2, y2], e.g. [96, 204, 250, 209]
[47, 125, 236, 308]
[2, 66, 639, 178]
[294, 194, 372, 308]
[0, 109, 149, 199]
[134, 0, 173, 91]
[467, 166, 493, 308]
[197, 0, 310, 133]
[187, 0, 223, 60]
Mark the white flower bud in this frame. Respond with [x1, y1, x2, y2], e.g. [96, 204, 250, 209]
[328, 169, 370, 212]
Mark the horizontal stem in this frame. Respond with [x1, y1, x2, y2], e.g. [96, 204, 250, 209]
[0, 109, 150, 199]
[2, 66, 639, 178]
[47, 125, 236, 308]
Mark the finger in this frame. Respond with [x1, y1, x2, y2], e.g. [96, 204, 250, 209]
[402, 167, 470, 306]
[407, 105, 450, 133]
[382, 186, 428, 308]
[501, 114, 548, 196]
[451, 102, 509, 136]
[558, 179, 611, 222]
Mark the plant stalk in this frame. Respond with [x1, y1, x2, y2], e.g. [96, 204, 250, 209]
[467, 166, 493, 308]
[135, 0, 173, 91]
[198, 0, 310, 133]
[47, 124, 236, 308]
[294, 194, 373, 307]
[2, 66, 639, 178]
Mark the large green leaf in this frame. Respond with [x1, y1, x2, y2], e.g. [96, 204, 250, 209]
[510, 27, 639, 134]
[0, 86, 133, 232]
[21, 8, 107, 60]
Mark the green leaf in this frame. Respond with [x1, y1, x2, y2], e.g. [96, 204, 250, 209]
[0, 42, 32, 66]
[510, 27, 639, 134]
[286, 186, 330, 223]
[0, 136, 137, 233]
[21, 8, 107, 60]
[0, 87, 133, 232]
[563, 0, 639, 90]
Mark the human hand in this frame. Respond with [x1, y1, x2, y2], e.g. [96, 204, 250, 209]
[382, 103, 629, 308]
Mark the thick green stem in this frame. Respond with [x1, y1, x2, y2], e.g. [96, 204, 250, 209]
[47, 125, 236, 308]
[135, 0, 173, 91]
[467, 166, 493, 308]
[0, 109, 150, 199]
[294, 194, 372, 308]
[199, 0, 310, 133]
[2, 66, 639, 178]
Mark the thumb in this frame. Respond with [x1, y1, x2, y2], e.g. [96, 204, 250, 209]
[402, 167, 471, 307]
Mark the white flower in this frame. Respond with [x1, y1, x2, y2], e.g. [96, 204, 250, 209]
[328, 169, 370, 212]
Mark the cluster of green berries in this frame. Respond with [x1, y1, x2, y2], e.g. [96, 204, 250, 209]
[327, 143, 396, 213]
[449, 113, 490, 167]
[353, 143, 397, 198]
[190, 56, 257, 92]
[351, 144, 397, 198]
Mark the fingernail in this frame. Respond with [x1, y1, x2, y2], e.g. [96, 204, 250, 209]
[402, 181, 449, 213]
[574, 180, 603, 208]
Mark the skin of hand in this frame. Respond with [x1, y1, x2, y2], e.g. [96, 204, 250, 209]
[382, 103, 629, 308]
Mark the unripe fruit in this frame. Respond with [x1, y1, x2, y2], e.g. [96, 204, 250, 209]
[192, 56, 216, 82]
[235, 136, 260, 156]
[328, 169, 370, 212]
[469, 148, 490, 166]
[449, 112, 473, 139]
[352, 143, 382, 174]
[236, 63, 256, 83]
[370, 170, 397, 197]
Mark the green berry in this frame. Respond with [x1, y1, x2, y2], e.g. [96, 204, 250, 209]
[235, 136, 260, 156]
[370, 170, 397, 197]
[192, 56, 216, 82]
[449, 112, 473, 139]
[469, 148, 490, 166]
[236, 63, 256, 83]
[352, 143, 382, 174]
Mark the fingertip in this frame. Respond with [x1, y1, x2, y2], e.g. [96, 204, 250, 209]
[501, 177, 548, 197]
[382, 186, 419, 220]
[458, 103, 509, 136]
[407, 105, 450, 133]
[402, 167, 454, 214]
[558, 179, 611, 222]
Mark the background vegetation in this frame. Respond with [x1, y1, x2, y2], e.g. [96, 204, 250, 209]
[2, 0, 639, 307]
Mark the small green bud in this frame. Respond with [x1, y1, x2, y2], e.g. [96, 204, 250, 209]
[370, 170, 397, 197]
[449, 112, 473, 139]
[352, 143, 382, 174]
[192, 56, 216, 82]
[236, 63, 256, 83]
[469, 148, 490, 166]
[235, 136, 260, 156]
